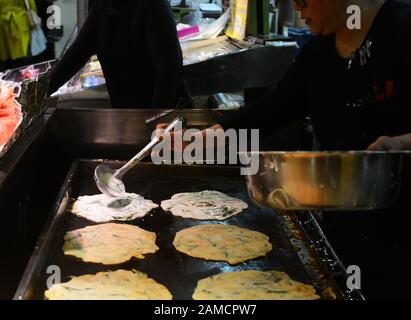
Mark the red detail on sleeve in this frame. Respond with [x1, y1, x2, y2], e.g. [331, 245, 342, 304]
[385, 80, 394, 99]
[376, 94, 385, 103]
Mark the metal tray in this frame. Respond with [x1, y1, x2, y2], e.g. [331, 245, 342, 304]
[15, 159, 349, 300]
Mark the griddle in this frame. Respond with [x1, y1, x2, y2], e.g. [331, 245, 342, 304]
[15, 159, 349, 300]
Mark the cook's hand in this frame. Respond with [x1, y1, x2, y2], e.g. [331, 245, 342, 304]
[154, 123, 190, 152]
[367, 136, 404, 151]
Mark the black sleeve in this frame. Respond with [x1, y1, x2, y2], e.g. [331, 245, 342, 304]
[48, 3, 99, 95]
[218, 44, 310, 138]
[375, 9, 411, 139]
[145, 0, 184, 108]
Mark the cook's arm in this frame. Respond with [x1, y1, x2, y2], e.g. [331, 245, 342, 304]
[367, 20, 411, 150]
[218, 44, 310, 138]
[155, 42, 312, 149]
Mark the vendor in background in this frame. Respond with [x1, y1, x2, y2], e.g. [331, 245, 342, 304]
[48, 0, 191, 108]
[158, 0, 411, 152]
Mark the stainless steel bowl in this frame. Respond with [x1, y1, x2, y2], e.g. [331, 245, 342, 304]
[242, 151, 411, 211]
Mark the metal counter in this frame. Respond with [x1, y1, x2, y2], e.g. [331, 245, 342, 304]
[0, 107, 355, 300]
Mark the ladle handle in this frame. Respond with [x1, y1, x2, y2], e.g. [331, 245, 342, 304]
[115, 117, 185, 177]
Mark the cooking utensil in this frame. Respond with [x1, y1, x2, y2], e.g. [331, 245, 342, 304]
[242, 151, 411, 211]
[94, 117, 185, 197]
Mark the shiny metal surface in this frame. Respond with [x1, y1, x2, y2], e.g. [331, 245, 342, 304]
[94, 164, 125, 197]
[185, 45, 294, 96]
[244, 151, 411, 211]
[48, 108, 226, 149]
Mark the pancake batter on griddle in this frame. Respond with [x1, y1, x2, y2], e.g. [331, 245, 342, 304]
[161, 190, 248, 220]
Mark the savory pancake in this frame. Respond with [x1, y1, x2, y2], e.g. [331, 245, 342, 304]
[63, 223, 158, 265]
[173, 224, 272, 264]
[193, 270, 320, 300]
[45, 270, 172, 300]
[161, 190, 248, 220]
[70, 193, 158, 223]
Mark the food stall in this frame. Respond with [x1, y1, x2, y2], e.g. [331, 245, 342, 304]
[1, 105, 365, 300]
[2, 0, 411, 303]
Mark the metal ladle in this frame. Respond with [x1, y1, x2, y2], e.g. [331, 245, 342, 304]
[94, 117, 185, 197]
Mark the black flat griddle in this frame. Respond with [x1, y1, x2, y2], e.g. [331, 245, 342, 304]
[15, 159, 344, 300]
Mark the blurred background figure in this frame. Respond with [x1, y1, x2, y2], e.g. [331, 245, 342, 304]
[47, 0, 191, 108]
[0, 0, 58, 72]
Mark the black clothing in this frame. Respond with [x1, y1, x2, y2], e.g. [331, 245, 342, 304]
[221, 0, 411, 150]
[49, 0, 190, 108]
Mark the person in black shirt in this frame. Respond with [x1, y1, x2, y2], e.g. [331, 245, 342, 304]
[48, 0, 190, 108]
[154, 0, 411, 299]
[159, 0, 411, 151]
